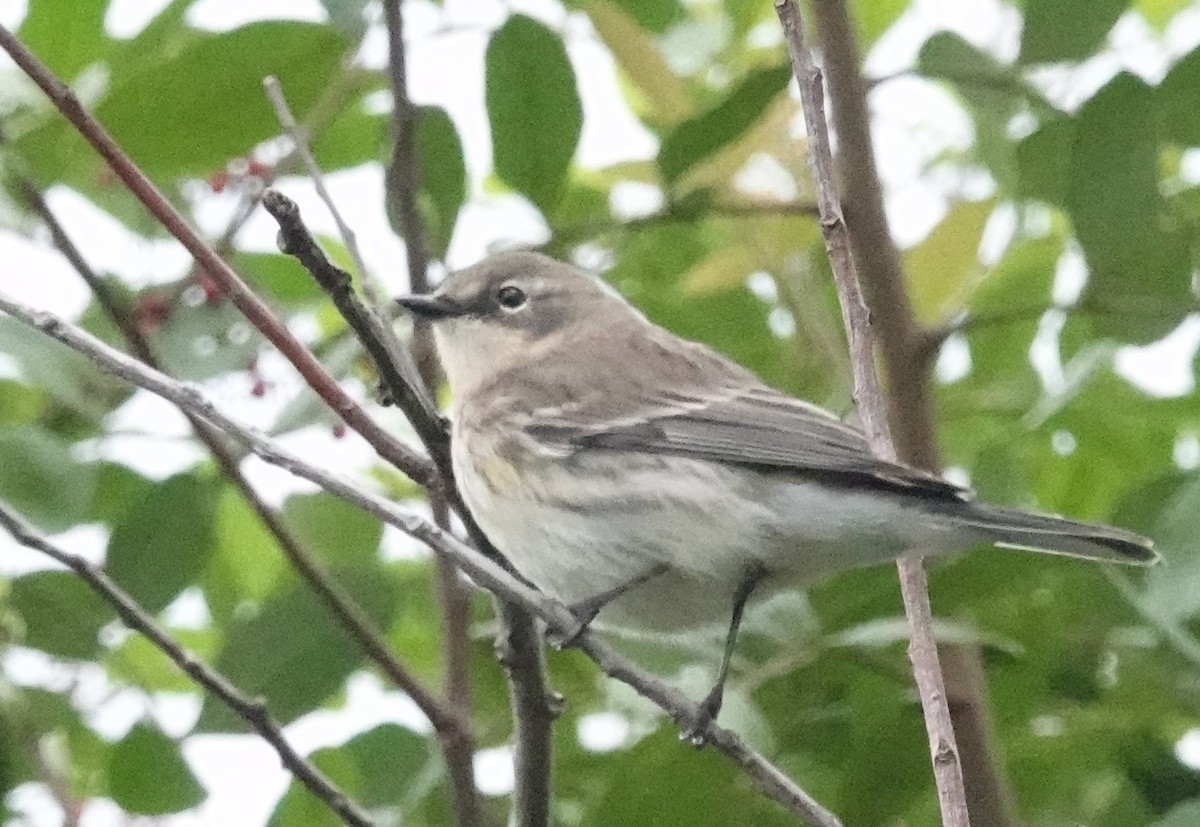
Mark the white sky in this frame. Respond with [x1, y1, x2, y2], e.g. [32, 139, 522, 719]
[2, 0, 1200, 824]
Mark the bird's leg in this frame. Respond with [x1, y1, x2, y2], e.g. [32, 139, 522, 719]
[549, 563, 669, 649]
[684, 563, 767, 745]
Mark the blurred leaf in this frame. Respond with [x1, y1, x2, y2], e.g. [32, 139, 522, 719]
[828, 616, 1023, 656]
[658, 64, 791, 184]
[583, 0, 692, 126]
[608, 0, 684, 33]
[282, 491, 383, 568]
[150, 297, 261, 381]
[416, 105, 468, 257]
[918, 31, 1011, 86]
[1136, 475, 1200, 622]
[1065, 73, 1190, 342]
[19, 22, 349, 183]
[106, 473, 218, 614]
[197, 565, 402, 730]
[88, 462, 155, 526]
[318, 0, 371, 39]
[904, 199, 995, 324]
[1138, 0, 1193, 29]
[10, 571, 114, 660]
[17, 0, 110, 80]
[233, 252, 325, 307]
[1158, 47, 1200, 146]
[106, 627, 216, 693]
[854, 0, 908, 47]
[1016, 117, 1073, 204]
[108, 723, 205, 815]
[310, 101, 388, 173]
[486, 15, 582, 214]
[0, 425, 97, 532]
[202, 485, 286, 623]
[1018, 0, 1131, 64]
[0, 380, 46, 425]
[0, 317, 126, 420]
[1154, 799, 1200, 827]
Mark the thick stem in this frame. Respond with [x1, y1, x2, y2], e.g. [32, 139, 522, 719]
[775, 2, 970, 825]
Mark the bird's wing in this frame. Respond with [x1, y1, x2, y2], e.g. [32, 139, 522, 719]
[524, 384, 969, 501]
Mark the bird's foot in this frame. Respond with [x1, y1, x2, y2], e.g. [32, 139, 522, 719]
[680, 683, 725, 747]
[547, 600, 602, 650]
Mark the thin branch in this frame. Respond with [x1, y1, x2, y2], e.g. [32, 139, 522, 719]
[0, 503, 374, 827]
[0, 292, 844, 827]
[379, 12, 481, 798]
[8, 175, 469, 742]
[263, 187, 548, 827]
[0, 22, 436, 491]
[774, 3, 970, 826]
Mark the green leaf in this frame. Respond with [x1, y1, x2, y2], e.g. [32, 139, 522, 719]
[318, 0, 371, 39]
[92, 22, 349, 180]
[106, 628, 217, 693]
[486, 15, 582, 214]
[1136, 476, 1200, 622]
[108, 723, 205, 815]
[267, 724, 436, 826]
[658, 64, 791, 183]
[0, 317, 127, 421]
[149, 298, 262, 382]
[10, 571, 115, 660]
[196, 566, 403, 731]
[416, 106, 468, 257]
[1018, 0, 1131, 64]
[0, 426, 97, 533]
[232, 252, 325, 307]
[310, 102, 389, 173]
[0, 380, 46, 425]
[854, 0, 908, 47]
[106, 473, 218, 614]
[1016, 117, 1074, 204]
[918, 31, 1010, 86]
[903, 199, 995, 324]
[609, 0, 684, 33]
[1065, 73, 1190, 342]
[88, 462, 156, 526]
[17, 0, 110, 80]
[1154, 799, 1200, 827]
[1158, 47, 1200, 146]
[282, 492, 383, 568]
[203, 485, 287, 622]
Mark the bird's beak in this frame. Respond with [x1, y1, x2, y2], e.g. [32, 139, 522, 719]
[397, 294, 460, 319]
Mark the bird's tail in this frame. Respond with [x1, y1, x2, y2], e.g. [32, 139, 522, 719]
[932, 501, 1158, 566]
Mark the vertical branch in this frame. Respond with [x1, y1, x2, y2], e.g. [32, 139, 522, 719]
[382, 3, 554, 826]
[774, 3, 971, 826]
[806, 1, 1019, 825]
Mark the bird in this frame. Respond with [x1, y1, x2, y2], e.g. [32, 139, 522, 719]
[397, 249, 1157, 732]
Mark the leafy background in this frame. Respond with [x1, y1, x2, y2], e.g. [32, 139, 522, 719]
[2, 0, 1200, 824]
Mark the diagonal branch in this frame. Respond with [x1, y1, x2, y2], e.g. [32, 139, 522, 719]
[0, 22, 436, 490]
[774, 3, 970, 825]
[0, 292, 845, 827]
[6, 170, 468, 746]
[0, 503, 375, 827]
[262, 188, 553, 827]
[380, 10, 485, 792]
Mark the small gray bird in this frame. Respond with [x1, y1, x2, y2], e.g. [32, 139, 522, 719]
[399, 250, 1156, 729]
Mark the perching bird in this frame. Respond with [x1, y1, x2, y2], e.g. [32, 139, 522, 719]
[398, 250, 1157, 730]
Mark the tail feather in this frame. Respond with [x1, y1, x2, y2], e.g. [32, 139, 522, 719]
[942, 502, 1158, 566]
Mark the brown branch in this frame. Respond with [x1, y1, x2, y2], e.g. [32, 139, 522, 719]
[383, 3, 551, 824]
[774, 3, 971, 826]
[264, 188, 556, 827]
[0, 292, 845, 827]
[0, 503, 375, 827]
[8, 170, 473, 756]
[0, 22, 436, 491]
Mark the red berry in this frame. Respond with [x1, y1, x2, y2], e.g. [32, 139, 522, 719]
[250, 378, 267, 398]
[197, 273, 222, 305]
[332, 423, 348, 439]
[246, 159, 270, 180]
[208, 170, 230, 193]
[134, 292, 171, 334]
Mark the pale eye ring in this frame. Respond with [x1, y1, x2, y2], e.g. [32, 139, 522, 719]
[496, 284, 527, 310]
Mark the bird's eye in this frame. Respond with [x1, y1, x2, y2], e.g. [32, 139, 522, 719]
[496, 285, 527, 310]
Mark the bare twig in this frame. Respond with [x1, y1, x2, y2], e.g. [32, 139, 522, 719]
[0, 22, 436, 490]
[0, 292, 844, 827]
[7, 173, 469, 745]
[0, 503, 374, 827]
[774, 3, 970, 825]
[263, 187, 551, 827]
